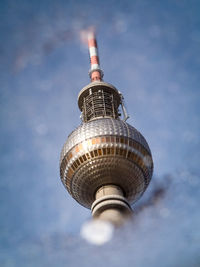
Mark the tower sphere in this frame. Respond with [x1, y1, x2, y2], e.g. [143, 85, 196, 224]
[60, 82, 153, 209]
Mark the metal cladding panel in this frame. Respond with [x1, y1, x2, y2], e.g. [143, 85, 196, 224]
[60, 118, 151, 164]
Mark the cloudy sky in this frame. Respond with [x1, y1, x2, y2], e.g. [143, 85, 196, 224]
[0, 0, 200, 266]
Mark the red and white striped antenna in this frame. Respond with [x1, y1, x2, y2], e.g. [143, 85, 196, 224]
[87, 31, 103, 82]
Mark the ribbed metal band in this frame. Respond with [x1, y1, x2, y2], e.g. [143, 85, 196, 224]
[60, 118, 151, 165]
[91, 194, 132, 217]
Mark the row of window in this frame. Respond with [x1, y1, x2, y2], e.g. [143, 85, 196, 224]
[63, 145, 149, 184]
[65, 135, 149, 163]
[60, 135, 150, 181]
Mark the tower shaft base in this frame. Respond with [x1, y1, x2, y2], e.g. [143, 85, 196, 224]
[91, 185, 132, 226]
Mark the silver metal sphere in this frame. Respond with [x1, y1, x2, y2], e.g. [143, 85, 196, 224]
[60, 118, 153, 208]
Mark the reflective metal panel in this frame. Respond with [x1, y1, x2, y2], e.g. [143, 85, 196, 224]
[60, 118, 153, 209]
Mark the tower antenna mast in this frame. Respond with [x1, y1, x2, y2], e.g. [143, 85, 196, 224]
[88, 31, 104, 82]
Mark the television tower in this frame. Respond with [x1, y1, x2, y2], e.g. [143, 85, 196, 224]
[60, 31, 153, 226]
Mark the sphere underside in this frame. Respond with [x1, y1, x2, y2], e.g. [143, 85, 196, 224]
[70, 156, 148, 208]
[60, 118, 153, 208]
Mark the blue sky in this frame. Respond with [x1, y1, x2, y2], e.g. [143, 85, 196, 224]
[0, 0, 200, 266]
